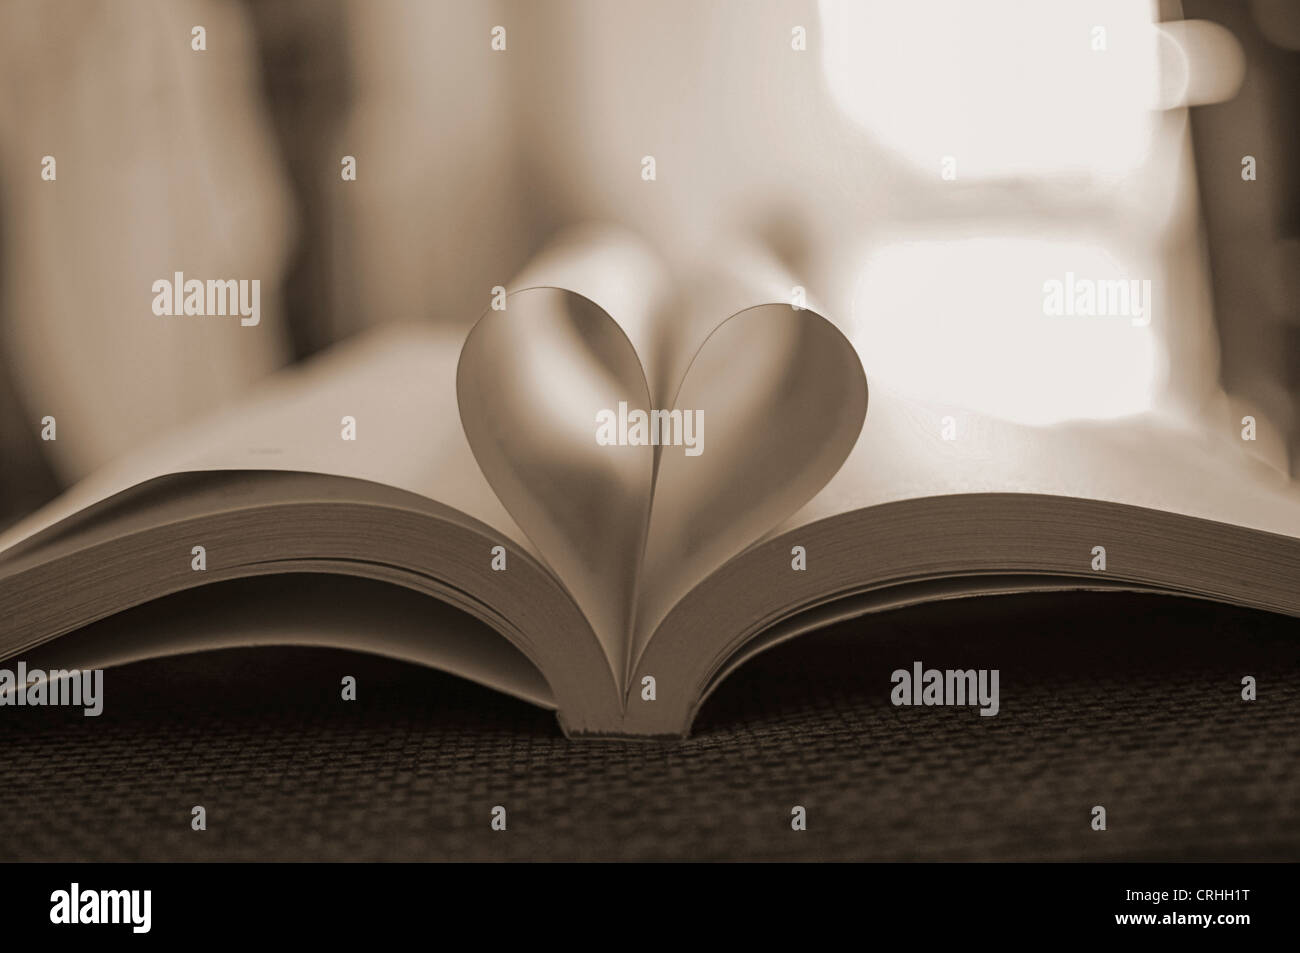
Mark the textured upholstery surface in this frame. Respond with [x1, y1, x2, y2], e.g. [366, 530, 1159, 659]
[1, 592, 1296, 861]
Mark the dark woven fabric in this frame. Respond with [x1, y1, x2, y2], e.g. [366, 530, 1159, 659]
[1, 591, 1296, 861]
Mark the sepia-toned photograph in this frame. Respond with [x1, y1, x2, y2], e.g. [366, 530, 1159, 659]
[0, 0, 1296, 936]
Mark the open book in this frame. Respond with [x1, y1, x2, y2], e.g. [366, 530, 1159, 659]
[3, 228, 1299, 738]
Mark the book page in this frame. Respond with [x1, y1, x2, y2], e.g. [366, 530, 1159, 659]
[0, 322, 531, 560]
[12, 572, 556, 710]
[773, 383, 1300, 540]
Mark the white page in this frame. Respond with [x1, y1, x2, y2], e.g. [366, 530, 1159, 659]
[0, 323, 531, 559]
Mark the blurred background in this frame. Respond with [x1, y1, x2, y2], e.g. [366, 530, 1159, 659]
[1, 0, 1297, 530]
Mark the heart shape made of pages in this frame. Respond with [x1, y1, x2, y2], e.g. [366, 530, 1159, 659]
[456, 288, 867, 676]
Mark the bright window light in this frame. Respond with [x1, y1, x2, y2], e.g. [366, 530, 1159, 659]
[847, 237, 1161, 425]
[820, 0, 1163, 181]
